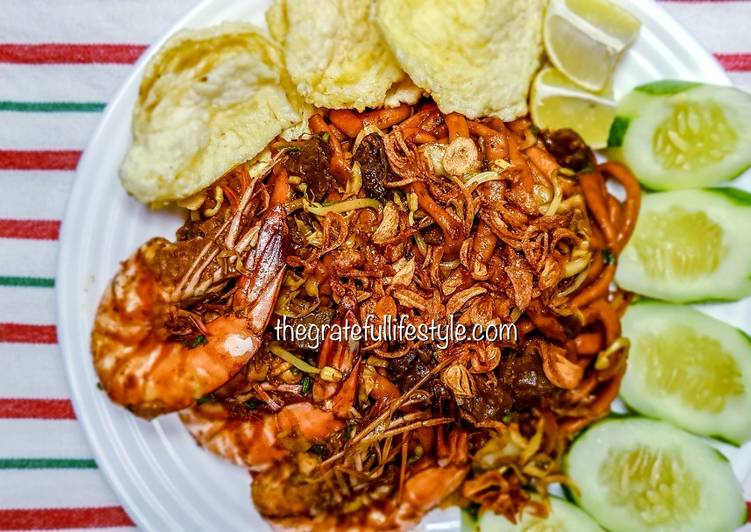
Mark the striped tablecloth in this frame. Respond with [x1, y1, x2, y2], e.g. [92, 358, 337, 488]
[0, 1, 749, 530]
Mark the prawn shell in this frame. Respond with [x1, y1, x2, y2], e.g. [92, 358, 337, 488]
[92, 242, 259, 418]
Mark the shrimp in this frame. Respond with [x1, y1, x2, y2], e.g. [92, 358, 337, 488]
[253, 425, 470, 531]
[180, 401, 343, 470]
[91, 205, 288, 419]
[180, 313, 360, 467]
[254, 459, 468, 531]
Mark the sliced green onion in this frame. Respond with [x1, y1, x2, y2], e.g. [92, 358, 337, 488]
[309, 443, 325, 455]
[284, 272, 306, 290]
[285, 198, 307, 214]
[490, 159, 512, 172]
[196, 393, 215, 405]
[306, 231, 324, 247]
[602, 248, 616, 265]
[301, 375, 313, 395]
[183, 335, 208, 349]
[269, 343, 321, 374]
[320, 366, 343, 382]
[244, 398, 264, 410]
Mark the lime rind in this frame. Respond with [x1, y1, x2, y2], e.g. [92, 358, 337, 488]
[531, 66, 615, 148]
[565, 0, 641, 43]
[543, 0, 640, 92]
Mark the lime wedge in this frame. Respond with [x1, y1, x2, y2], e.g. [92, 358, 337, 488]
[531, 66, 615, 148]
[544, 0, 640, 92]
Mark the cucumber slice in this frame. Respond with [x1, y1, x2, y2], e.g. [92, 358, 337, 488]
[564, 417, 746, 532]
[608, 80, 751, 189]
[621, 302, 751, 444]
[616, 188, 751, 302]
[464, 497, 603, 531]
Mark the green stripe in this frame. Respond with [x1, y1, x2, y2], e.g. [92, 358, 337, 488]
[0, 276, 55, 288]
[0, 458, 97, 469]
[0, 101, 105, 113]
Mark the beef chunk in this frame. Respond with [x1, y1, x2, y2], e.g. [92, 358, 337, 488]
[457, 377, 512, 422]
[421, 225, 444, 246]
[540, 128, 595, 173]
[284, 136, 334, 201]
[388, 348, 451, 404]
[501, 349, 555, 409]
[354, 133, 390, 202]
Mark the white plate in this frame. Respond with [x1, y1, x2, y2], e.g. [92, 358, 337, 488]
[57, 1, 751, 530]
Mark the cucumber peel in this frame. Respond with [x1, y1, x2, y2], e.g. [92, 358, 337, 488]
[607, 116, 630, 148]
[707, 186, 751, 206]
[634, 79, 700, 96]
[465, 497, 603, 531]
[607, 81, 751, 189]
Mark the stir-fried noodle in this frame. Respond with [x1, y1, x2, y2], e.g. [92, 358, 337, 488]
[94, 100, 639, 530]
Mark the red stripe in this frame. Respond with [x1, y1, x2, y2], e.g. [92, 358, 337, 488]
[0, 220, 60, 240]
[0, 507, 133, 530]
[716, 53, 751, 71]
[0, 323, 57, 343]
[0, 43, 146, 65]
[0, 150, 81, 170]
[0, 399, 75, 420]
